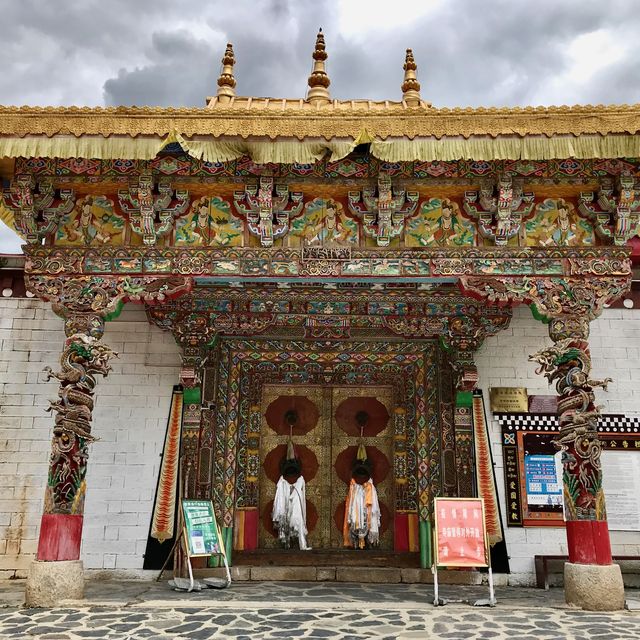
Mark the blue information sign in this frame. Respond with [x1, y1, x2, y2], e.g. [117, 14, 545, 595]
[524, 454, 562, 506]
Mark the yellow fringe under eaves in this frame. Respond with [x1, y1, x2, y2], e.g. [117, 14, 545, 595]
[1, 131, 639, 166]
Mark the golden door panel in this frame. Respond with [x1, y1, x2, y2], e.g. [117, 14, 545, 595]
[258, 386, 331, 549]
[258, 385, 395, 550]
[330, 386, 395, 550]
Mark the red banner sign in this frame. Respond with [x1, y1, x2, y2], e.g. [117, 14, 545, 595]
[434, 498, 489, 567]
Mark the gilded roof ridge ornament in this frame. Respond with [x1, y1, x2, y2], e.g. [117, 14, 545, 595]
[401, 48, 429, 108]
[216, 42, 237, 103]
[307, 28, 331, 106]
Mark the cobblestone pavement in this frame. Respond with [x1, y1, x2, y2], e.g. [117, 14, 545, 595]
[0, 581, 638, 639]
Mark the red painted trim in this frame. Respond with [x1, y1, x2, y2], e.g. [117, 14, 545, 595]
[566, 520, 612, 565]
[394, 512, 409, 552]
[37, 514, 83, 561]
[244, 509, 258, 551]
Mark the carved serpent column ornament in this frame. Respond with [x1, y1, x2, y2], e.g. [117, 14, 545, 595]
[24, 274, 192, 563]
[529, 331, 610, 524]
[460, 270, 631, 577]
[43, 316, 117, 516]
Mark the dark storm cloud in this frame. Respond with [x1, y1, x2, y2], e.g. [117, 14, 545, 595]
[2, 0, 640, 108]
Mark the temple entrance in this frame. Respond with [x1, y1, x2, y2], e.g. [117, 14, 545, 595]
[258, 385, 394, 550]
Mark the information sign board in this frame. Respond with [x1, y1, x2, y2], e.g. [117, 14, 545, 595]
[182, 500, 221, 557]
[601, 451, 640, 532]
[524, 453, 563, 506]
[433, 498, 489, 568]
[489, 387, 528, 413]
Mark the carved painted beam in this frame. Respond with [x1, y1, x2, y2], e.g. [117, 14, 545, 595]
[463, 175, 534, 245]
[2, 174, 75, 244]
[459, 273, 631, 334]
[233, 177, 303, 246]
[579, 176, 640, 245]
[348, 173, 418, 246]
[24, 274, 192, 324]
[118, 174, 189, 245]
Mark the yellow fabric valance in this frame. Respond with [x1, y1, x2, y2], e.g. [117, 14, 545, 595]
[0, 135, 167, 160]
[1, 131, 639, 165]
[369, 134, 640, 162]
[173, 134, 356, 164]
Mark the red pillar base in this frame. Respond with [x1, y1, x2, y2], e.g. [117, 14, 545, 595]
[566, 520, 612, 565]
[37, 514, 83, 561]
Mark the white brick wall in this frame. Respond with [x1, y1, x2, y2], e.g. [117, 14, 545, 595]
[0, 300, 638, 581]
[0, 300, 180, 578]
[477, 305, 640, 585]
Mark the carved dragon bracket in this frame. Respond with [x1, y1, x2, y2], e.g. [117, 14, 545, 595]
[117, 173, 189, 245]
[463, 175, 534, 245]
[233, 177, 303, 246]
[25, 274, 192, 338]
[348, 173, 418, 246]
[2, 174, 75, 244]
[459, 274, 631, 330]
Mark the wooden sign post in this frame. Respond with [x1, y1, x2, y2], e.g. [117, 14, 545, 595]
[181, 500, 231, 592]
[432, 497, 495, 606]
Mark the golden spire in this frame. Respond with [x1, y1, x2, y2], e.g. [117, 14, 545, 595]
[401, 48, 421, 106]
[216, 43, 237, 103]
[307, 28, 330, 105]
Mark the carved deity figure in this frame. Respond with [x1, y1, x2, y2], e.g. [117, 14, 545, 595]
[289, 198, 358, 247]
[406, 198, 475, 247]
[525, 199, 594, 247]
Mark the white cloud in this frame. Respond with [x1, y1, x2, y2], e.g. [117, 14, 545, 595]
[0, 225, 23, 254]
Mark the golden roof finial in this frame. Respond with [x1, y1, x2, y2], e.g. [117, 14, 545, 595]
[307, 28, 330, 105]
[401, 48, 421, 106]
[216, 43, 237, 103]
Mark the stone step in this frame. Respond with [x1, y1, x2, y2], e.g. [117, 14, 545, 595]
[193, 565, 484, 584]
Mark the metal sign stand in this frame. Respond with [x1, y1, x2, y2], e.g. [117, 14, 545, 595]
[169, 501, 232, 593]
[431, 497, 497, 607]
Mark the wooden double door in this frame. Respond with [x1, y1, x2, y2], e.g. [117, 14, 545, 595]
[259, 385, 394, 550]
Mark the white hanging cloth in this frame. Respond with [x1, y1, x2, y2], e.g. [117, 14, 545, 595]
[343, 478, 381, 548]
[272, 475, 310, 550]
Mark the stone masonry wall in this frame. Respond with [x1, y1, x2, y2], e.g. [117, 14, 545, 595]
[0, 300, 181, 578]
[0, 299, 639, 581]
[476, 305, 640, 585]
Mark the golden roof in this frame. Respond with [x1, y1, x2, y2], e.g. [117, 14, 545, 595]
[1, 102, 640, 140]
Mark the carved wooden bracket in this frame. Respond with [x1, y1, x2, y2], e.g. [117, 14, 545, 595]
[459, 273, 631, 338]
[463, 175, 534, 245]
[348, 173, 418, 246]
[2, 174, 75, 244]
[579, 176, 640, 246]
[118, 174, 189, 245]
[233, 177, 303, 246]
[24, 274, 192, 337]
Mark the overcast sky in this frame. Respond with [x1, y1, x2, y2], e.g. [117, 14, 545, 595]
[2, 0, 640, 252]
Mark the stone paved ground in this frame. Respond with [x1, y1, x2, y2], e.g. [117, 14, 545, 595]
[0, 581, 638, 639]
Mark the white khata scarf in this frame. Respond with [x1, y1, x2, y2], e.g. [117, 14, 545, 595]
[272, 475, 310, 550]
